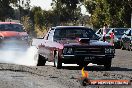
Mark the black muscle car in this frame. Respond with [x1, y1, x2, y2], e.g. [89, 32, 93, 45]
[32, 26, 115, 70]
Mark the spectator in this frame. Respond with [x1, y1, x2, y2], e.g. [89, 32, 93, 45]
[102, 23, 108, 42]
[110, 29, 114, 45]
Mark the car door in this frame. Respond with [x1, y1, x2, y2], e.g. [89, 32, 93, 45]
[38, 30, 53, 59]
[44, 30, 55, 62]
[37, 33, 48, 58]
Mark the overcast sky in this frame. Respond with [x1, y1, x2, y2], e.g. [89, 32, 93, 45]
[30, 0, 52, 10]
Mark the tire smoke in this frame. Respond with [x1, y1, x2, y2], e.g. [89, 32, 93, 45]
[0, 43, 38, 66]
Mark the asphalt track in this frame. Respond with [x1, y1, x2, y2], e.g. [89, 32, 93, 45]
[0, 49, 131, 88]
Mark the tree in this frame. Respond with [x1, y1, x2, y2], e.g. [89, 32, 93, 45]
[84, 0, 110, 28]
[84, 0, 132, 28]
[52, 0, 83, 25]
[30, 7, 44, 29]
[0, 0, 17, 21]
[107, 0, 132, 27]
[0, 0, 31, 21]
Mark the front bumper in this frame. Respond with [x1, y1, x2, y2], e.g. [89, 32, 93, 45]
[61, 54, 115, 64]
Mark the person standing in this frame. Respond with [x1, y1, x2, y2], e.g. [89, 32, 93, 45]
[110, 29, 114, 45]
[102, 23, 108, 42]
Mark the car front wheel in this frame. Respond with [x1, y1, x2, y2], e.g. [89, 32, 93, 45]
[37, 55, 46, 66]
[54, 53, 62, 69]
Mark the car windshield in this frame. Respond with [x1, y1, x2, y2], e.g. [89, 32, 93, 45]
[54, 27, 98, 40]
[114, 28, 127, 35]
[0, 24, 24, 32]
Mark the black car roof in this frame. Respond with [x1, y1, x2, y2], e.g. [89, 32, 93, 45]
[55, 26, 91, 29]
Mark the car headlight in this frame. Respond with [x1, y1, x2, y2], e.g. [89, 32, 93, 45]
[63, 48, 73, 54]
[105, 48, 115, 54]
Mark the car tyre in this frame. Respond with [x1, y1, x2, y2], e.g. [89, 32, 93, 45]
[37, 55, 46, 66]
[54, 53, 62, 69]
[104, 58, 112, 70]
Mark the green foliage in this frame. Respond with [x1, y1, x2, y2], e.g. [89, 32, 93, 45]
[0, 0, 30, 21]
[1, 0, 131, 35]
[84, 0, 132, 28]
[31, 7, 43, 28]
[52, 0, 82, 25]
[0, 0, 17, 21]
[30, 7, 53, 30]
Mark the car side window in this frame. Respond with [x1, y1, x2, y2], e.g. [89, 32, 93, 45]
[0, 25, 5, 31]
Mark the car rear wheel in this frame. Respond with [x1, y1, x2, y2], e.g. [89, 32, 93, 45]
[37, 55, 46, 66]
[104, 58, 112, 70]
[54, 53, 62, 69]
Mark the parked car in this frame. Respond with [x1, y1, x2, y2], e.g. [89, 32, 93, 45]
[32, 26, 115, 70]
[0, 22, 30, 47]
[121, 28, 132, 51]
[95, 28, 111, 38]
[99, 28, 128, 48]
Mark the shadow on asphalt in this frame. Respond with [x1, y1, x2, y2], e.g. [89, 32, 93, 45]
[62, 66, 132, 71]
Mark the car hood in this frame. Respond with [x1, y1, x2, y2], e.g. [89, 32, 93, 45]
[0, 31, 28, 37]
[56, 39, 112, 47]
